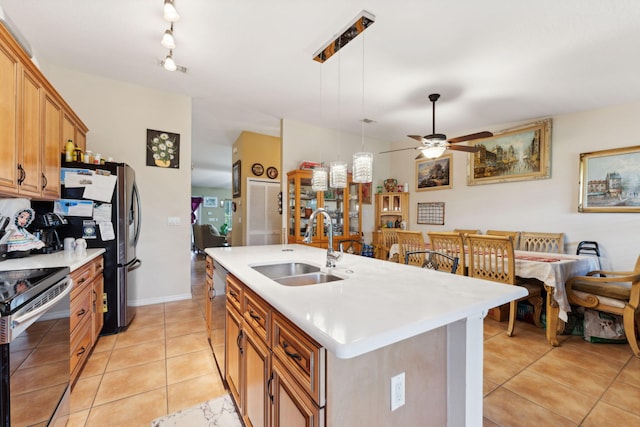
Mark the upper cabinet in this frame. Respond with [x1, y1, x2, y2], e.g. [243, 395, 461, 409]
[0, 23, 88, 200]
[287, 169, 362, 249]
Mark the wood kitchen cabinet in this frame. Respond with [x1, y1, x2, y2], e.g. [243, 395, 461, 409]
[205, 256, 226, 373]
[224, 274, 326, 426]
[287, 169, 362, 249]
[70, 255, 104, 386]
[0, 23, 87, 200]
[372, 192, 410, 254]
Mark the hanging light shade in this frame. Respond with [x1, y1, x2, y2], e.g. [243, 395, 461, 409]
[161, 26, 175, 49]
[163, 50, 177, 71]
[311, 167, 328, 191]
[421, 146, 447, 159]
[163, 0, 180, 22]
[330, 161, 348, 188]
[352, 152, 372, 183]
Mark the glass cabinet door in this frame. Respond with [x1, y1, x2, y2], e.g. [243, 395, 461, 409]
[322, 187, 344, 239]
[288, 176, 296, 238]
[348, 182, 361, 236]
[299, 176, 318, 238]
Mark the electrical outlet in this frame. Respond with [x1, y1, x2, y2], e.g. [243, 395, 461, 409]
[391, 372, 405, 411]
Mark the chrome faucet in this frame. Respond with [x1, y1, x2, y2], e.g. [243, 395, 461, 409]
[303, 208, 342, 267]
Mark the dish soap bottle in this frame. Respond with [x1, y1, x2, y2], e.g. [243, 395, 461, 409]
[65, 139, 74, 162]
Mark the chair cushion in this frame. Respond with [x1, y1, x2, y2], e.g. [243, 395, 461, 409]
[572, 279, 631, 300]
[517, 280, 543, 297]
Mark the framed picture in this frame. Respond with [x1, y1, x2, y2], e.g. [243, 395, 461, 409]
[232, 160, 241, 198]
[203, 196, 218, 208]
[467, 118, 551, 185]
[361, 182, 372, 204]
[578, 145, 640, 213]
[146, 129, 180, 168]
[416, 155, 452, 191]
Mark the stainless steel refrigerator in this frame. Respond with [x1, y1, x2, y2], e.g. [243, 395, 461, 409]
[54, 161, 141, 335]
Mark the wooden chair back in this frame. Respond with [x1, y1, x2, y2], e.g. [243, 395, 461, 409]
[427, 231, 466, 275]
[486, 230, 521, 250]
[566, 255, 640, 357]
[466, 234, 515, 284]
[396, 231, 425, 266]
[453, 228, 481, 236]
[405, 250, 459, 274]
[520, 231, 565, 253]
[375, 228, 399, 261]
[339, 239, 364, 255]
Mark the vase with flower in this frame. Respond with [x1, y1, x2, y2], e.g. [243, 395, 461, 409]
[148, 132, 176, 167]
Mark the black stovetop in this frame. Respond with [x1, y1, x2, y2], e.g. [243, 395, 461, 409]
[0, 267, 70, 315]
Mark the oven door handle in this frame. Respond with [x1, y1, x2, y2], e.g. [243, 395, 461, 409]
[12, 278, 73, 327]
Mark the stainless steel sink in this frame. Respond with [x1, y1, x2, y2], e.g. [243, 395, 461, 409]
[251, 262, 320, 279]
[251, 262, 343, 286]
[274, 272, 343, 286]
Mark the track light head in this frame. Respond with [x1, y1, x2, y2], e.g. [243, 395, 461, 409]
[163, 0, 180, 22]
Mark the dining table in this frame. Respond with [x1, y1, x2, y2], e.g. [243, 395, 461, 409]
[389, 242, 600, 346]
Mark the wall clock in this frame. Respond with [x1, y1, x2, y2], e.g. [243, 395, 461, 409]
[267, 166, 279, 179]
[251, 163, 264, 176]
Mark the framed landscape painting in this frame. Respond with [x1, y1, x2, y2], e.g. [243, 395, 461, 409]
[467, 119, 551, 185]
[578, 145, 640, 213]
[416, 155, 452, 191]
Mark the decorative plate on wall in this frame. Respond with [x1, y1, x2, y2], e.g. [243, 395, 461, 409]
[267, 166, 279, 179]
[251, 163, 264, 176]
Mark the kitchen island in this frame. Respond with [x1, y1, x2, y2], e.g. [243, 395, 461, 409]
[207, 244, 526, 426]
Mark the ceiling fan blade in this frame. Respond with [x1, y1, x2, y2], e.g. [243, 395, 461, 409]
[447, 145, 481, 153]
[415, 151, 425, 160]
[379, 146, 420, 154]
[407, 135, 425, 142]
[448, 131, 493, 144]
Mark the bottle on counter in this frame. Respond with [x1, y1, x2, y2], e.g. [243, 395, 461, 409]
[84, 150, 93, 164]
[65, 139, 74, 162]
[72, 144, 83, 162]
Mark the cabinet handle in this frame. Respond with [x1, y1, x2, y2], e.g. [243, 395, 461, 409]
[41, 173, 47, 190]
[249, 310, 261, 321]
[282, 341, 302, 361]
[209, 288, 216, 301]
[76, 346, 86, 357]
[78, 278, 86, 284]
[267, 372, 274, 403]
[76, 308, 86, 317]
[17, 164, 25, 185]
[229, 290, 238, 298]
[237, 330, 244, 355]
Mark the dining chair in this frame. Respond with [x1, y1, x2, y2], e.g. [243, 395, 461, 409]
[519, 231, 565, 253]
[453, 228, 481, 236]
[396, 230, 426, 266]
[565, 255, 640, 357]
[427, 231, 466, 275]
[486, 230, 520, 250]
[376, 228, 399, 261]
[339, 239, 364, 255]
[466, 234, 544, 336]
[576, 240, 602, 270]
[405, 250, 459, 274]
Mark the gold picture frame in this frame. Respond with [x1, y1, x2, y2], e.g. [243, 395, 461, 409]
[467, 118, 551, 185]
[578, 145, 640, 213]
[416, 155, 452, 191]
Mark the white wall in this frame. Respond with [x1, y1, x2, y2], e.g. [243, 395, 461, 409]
[389, 102, 640, 271]
[281, 119, 391, 243]
[46, 66, 193, 305]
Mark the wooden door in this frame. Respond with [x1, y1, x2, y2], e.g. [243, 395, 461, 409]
[41, 91, 62, 198]
[243, 326, 270, 427]
[271, 357, 322, 427]
[0, 41, 19, 193]
[225, 304, 243, 412]
[18, 67, 42, 197]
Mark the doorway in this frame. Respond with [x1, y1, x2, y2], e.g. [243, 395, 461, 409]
[246, 179, 281, 245]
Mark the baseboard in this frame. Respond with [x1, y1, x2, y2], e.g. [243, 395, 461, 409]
[129, 293, 193, 306]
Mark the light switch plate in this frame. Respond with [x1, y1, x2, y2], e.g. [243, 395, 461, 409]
[167, 217, 181, 226]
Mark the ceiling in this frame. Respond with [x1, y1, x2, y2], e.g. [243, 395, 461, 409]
[2, 1, 640, 188]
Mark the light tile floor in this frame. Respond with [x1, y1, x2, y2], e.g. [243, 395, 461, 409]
[69, 253, 640, 426]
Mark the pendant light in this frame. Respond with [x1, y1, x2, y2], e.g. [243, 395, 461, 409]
[352, 33, 373, 183]
[312, 65, 328, 191]
[163, 0, 180, 22]
[161, 23, 175, 49]
[329, 52, 347, 188]
[163, 50, 177, 71]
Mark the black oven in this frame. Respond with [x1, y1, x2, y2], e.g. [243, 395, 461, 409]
[0, 267, 72, 426]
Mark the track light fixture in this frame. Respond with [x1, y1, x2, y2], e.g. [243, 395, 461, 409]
[161, 23, 175, 49]
[163, 0, 180, 22]
[162, 50, 177, 71]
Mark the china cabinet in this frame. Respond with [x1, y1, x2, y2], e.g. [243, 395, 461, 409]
[286, 169, 362, 249]
[372, 192, 410, 253]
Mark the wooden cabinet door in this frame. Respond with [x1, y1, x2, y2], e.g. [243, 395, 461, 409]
[41, 91, 62, 199]
[225, 304, 243, 412]
[92, 274, 104, 344]
[0, 41, 19, 193]
[271, 357, 322, 427]
[18, 67, 43, 197]
[243, 326, 270, 427]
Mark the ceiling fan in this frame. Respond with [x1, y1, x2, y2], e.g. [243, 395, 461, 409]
[380, 93, 493, 159]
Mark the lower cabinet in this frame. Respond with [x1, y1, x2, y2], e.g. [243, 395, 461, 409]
[224, 273, 325, 427]
[70, 255, 104, 386]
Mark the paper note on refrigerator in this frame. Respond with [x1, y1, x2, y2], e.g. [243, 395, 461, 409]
[98, 221, 115, 241]
[82, 173, 117, 202]
[54, 199, 94, 217]
[93, 203, 112, 222]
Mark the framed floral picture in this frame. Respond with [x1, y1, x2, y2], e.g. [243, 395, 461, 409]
[578, 145, 640, 213]
[232, 160, 241, 198]
[416, 155, 452, 191]
[146, 129, 180, 168]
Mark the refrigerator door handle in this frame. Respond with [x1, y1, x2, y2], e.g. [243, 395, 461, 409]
[127, 258, 142, 272]
[133, 181, 142, 247]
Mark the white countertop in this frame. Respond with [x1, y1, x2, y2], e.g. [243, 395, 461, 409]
[0, 248, 106, 272]
[207, 244, 527, 359]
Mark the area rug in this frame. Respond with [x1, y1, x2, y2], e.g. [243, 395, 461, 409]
[150, 394, 242, 427]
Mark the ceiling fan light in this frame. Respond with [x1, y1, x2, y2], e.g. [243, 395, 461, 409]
[163, 51, 177, 71]
[352, 152, 372, 183]
[311, 167, 328, 191]
[161, 28, 175, 49]
[421, 146, 446, 159]
[163, 0, 180, 22]
[329, 161, 348, 188]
